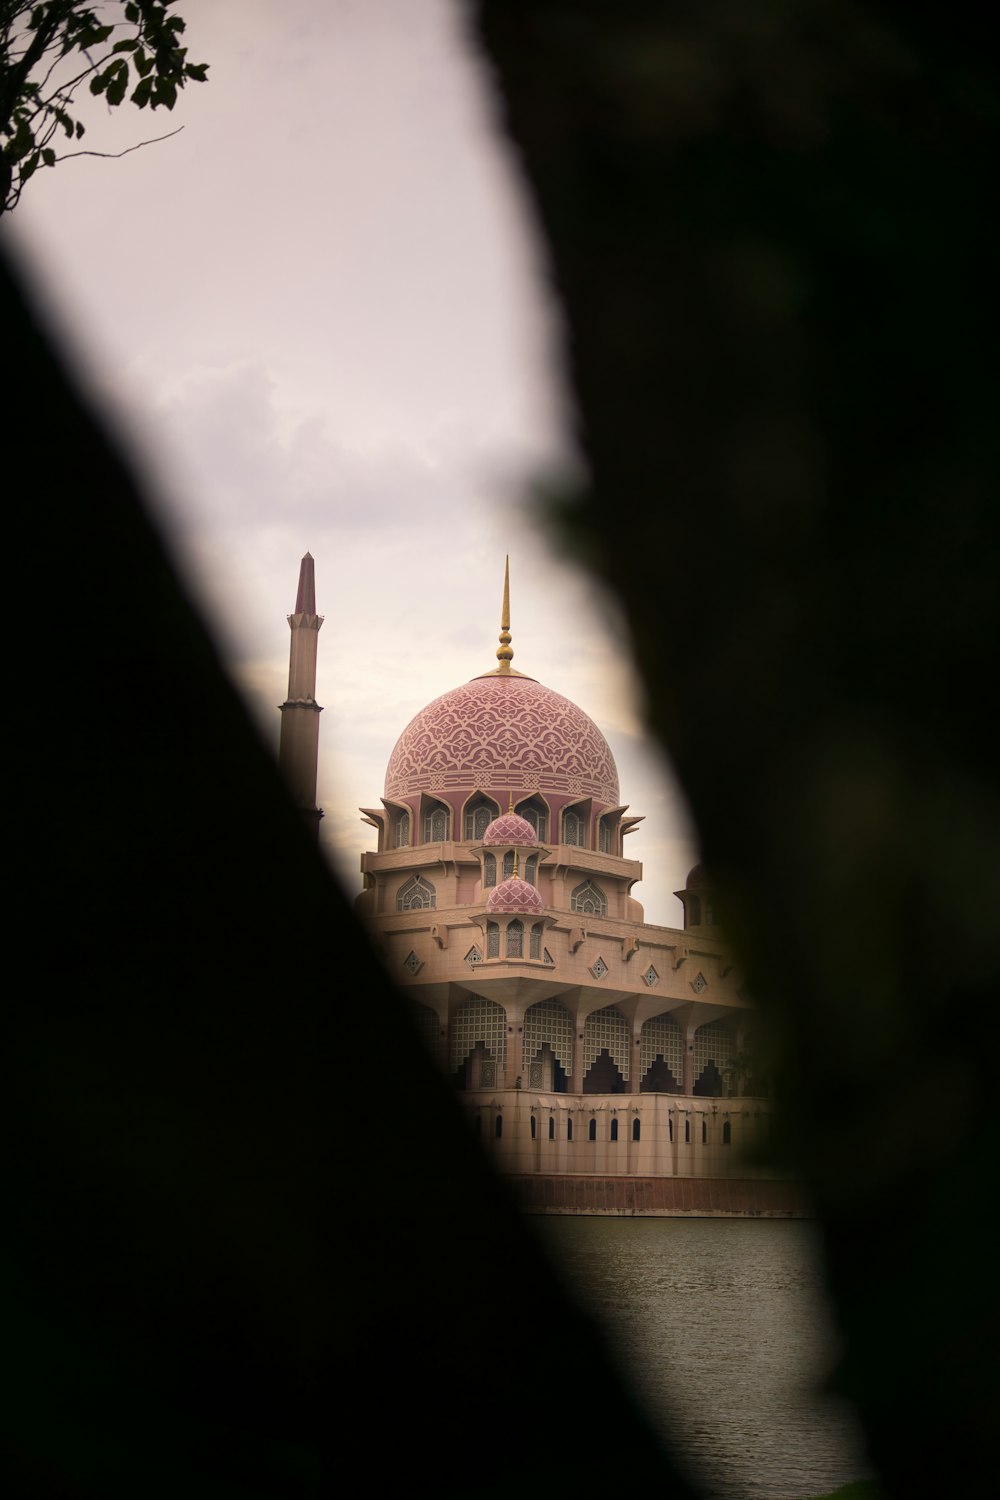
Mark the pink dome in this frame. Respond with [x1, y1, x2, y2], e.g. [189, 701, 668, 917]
[486, 877, 544, 914]
[384, 674, 619, 804]
[483, 812, 537, 846]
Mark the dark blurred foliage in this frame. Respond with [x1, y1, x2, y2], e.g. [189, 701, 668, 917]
[1, 249, 694, 1495]
[474, 3, 999, 1495]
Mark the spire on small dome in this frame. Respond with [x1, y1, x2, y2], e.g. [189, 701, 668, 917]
[294, 552, 316, 614]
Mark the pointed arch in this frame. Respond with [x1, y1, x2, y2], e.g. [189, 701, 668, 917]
[421, 797, 451, 844]
[562, 806, 587, 847]
[571, 880, 607, 917]
[462, 792, 500, 842]
[397, 875, 435, 911]
[515, 794, 549, 842]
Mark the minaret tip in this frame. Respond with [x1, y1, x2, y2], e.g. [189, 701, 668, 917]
[294, 553, 316, 614]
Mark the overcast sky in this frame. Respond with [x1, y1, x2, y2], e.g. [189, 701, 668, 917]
[4, 0, 697, 922]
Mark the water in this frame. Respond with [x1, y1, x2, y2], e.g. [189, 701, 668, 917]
[536, 1217, 871, 1499]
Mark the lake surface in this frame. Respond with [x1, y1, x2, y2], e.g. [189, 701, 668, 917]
[535, 1217, 871, 1499]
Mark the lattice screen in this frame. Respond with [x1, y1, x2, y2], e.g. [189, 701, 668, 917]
[582, 1005, 629, 1075]
[694, 1018, 734, 1087]
[450, 995, 507, 1072]
[639, 1013, 684, 1083]
[523, 999, 574, 1076]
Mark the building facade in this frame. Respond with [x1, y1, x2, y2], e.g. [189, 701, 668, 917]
[283, 555, 798, 1213]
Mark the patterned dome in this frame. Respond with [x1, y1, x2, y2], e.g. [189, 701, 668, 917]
[486, 877, 544, 914]
[384, 674, 619, 804]
[483, 812, 537, 846]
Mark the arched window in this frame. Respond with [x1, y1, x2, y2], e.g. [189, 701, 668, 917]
[483, 852, 497, 887]
[397, 876, 436, 911]
[723, 1121, 732, 1145]
[524, 854, 538, 885]
[393, 810, 410, 848]
[684, 1119, 691, 1143]
[464, 796, 498, 841]
[588, 1118, 597, 1141]
[599, 818, 613, 854]
[506, 919, 523, 958]
[562, 807, 586, 846]
[548, 1116, 555, 1140]
[610, 1118, 619, 1142]
[486, 921, 499, 958]
[669, 1117, 674, 1142]
[632, 1118, 641, 1142]
[702, 1120, 707, 1143]
[571, 880, 607, 917]
[517, 797, 548, 842]
[687, 894, 702, 927]
[567, 1118, 573, 1142]
[494, 1114, 503, 1139]
[423, 802, 450, 843]
[530, 1115, 536, 1139]
[530, 922, 543, 960]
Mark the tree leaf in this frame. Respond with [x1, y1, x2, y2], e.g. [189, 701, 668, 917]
[130, 77, 153, 109]
[124, 1, 140, 20]
[113, 40, 140, 54]
[41, 148, 55, 167]
[105, 66, 129, 109]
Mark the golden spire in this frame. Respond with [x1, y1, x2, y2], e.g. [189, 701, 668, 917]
[508, 790, 515, 815]
[477, 556, 530, 679]
[495, 554, 513, 673]
[513, 850, 521, 879]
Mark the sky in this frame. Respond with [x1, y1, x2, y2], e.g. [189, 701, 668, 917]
[4, 0, 698, 922]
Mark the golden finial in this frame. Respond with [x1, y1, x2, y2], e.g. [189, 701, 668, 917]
[513, 850, 521, 878]
[508, 790, 514, 815]
[478, 556, 529, 679]
[496, 554, 513, 672]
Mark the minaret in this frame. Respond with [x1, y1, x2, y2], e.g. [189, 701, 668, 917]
[278, 553, 323, 836]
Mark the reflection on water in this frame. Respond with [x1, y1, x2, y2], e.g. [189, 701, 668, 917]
[536, 1218, 870, 1499]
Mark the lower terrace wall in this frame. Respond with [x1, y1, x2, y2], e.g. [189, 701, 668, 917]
[509, 1175, 809, 1218]
[462, 1088, 784, 1180]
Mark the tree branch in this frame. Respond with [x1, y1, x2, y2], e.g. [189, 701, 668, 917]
[55, 122, 182, 160]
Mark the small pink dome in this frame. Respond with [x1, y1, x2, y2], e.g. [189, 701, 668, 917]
[483, 812, 537, 846]
[686, 864, 707, 890]
[486, 877, 544, 914]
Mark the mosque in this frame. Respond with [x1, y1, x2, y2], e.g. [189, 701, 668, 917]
[280, 555, 800, 1214]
